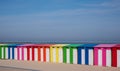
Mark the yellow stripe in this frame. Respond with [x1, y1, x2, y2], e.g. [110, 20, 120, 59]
[56, 47, 59, 63]
[50, 47, 53, 62]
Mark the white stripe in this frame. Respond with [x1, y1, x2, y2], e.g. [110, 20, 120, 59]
[73, 49, 77, 64]
[98, 49, 102, 66]
[34, 48, 38, 61]
[10, 48, 12, 59]
[59, 48, 63, 63]
[81, 49, 85, 64]
[24, 48, 27, 60]
[19, 48, 22, 60]
[5, 48, 8, 59]
[117, 50, 120, 67]
[106, 50, 111, 67]
[46, 48, 49, 62]
[66, 48, 70, 63]
[1, 47, 4, 59]
[29, 48, 32, 61]
[15, 48, 17, 60]
[41, 48, 43, 62]
[53, 48, 56, 62]
[89, 49, 93, 65]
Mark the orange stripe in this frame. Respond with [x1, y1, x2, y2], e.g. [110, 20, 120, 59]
[43, 47, 46, 62]
[38, 47, 41, 61]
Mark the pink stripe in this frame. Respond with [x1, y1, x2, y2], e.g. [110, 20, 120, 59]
[22, 47, 24, 60]
[102, 48, 106, 66]
[94, 48, 98, 65]
[17, 47, 20, 60]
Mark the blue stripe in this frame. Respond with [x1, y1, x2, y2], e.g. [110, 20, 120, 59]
[85, 47, 89, 65]
[78, 47, 81, 64]
[8, 47, 10, 59]
[12, 47, 14, 59]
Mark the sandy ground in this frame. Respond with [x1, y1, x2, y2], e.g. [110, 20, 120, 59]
[0, 60, 120, 71]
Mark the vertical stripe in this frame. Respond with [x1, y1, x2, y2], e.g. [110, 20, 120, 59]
[73, 48, 77, 64]
[89, 50, 93, 65]
[106, 49, 111, 67]
[4, 47, 6, 59]
[24, 48, 27, 60]
[94, 48, 98, 65]
[27, 47, 30, 60]
[15, 48, 17, 60]
[6, 48, 8, 59]
[43, 47, 46, 62]
[1, 47, 3, 59]
[56, 47, 59, 63]
[70, 47, 73, 64]
[0, 47, 2, 59]
[19, 47, 22, 60]
[41, 48, 43, 62]
[98, 49, 102, 66]
[12, 47, 14, 59]
[59, 48, 63, 63]
[46, 48, 50, 62]
[85, 48, 89, 65]
[66, 48, 70, 63]
[34, 48, 38, 61]
[32, 47, 34, 61]
[10, 48, 12, 59]
[17, 47, 19, 60]
[8, 47, 10, 59]
[78, 47, 81, 64]
[111, 48, 117, 67]
[81, 49, 85, 64]
[22, 47, 24, 60]
[102, 48, 106, 66]
[63, 47, 67, 63]
[30, 48, 32, 61]
[38, 47, 41, 61]
[117, 50, 120, 67]
[53, 48, 56, 62]
[50, 47, 53, 62]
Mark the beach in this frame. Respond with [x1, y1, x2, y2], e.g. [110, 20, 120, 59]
[0, 60, 120, 71]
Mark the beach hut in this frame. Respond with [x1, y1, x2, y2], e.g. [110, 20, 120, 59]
[7, 44, 20, 60]
[50, 44, 68, 63]
[78, 44, 97, 65]
[111, 44, 120, 67]
[94, 44, 116, 67]
[0, 44, 8, 59]
[17, 44, 34, 61]
[32, 44, 52, 62]
[63, 44, 82, 64]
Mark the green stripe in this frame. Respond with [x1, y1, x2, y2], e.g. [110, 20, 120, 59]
[70, 47, 73, 64]
[63, 47, 67, 63]
[0, 47, 1, 59]
[4, 47, 6, 59]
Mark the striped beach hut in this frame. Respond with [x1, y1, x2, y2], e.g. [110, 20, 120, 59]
[94, 44, 116, 67]
[0, 44, 8, 59]
[17, 44, 34, 61]
[63, 44, 82, 64]
[32, 44, 52, 62]
[112, 44, 120, 67]
[50, 44, 68, 63]
[7, 44, 20, 60]
[78, 44, 97, 65]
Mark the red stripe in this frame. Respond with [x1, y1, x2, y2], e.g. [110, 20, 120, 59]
[27, 47, 30, 61]
[32, 47, 34, 61]
[112, 48, 117, 67]
[38, 47, 41, 61]
[43, 47, 46, 62]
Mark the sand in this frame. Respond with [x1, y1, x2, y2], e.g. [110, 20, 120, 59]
[0, 60, 120, 71]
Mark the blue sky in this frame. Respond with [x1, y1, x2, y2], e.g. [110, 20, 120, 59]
[0, 0, 120, 43]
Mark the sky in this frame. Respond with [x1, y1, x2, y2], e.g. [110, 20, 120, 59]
[0, 0, 120, 43]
